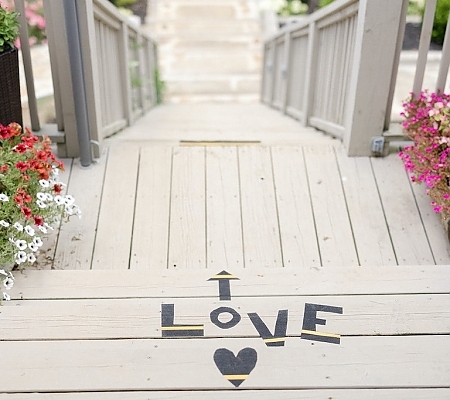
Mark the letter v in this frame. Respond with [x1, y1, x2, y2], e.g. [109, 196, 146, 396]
[248, 310, 288, 347]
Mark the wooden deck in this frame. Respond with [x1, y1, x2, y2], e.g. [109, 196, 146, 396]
[3, 104, 450, 397]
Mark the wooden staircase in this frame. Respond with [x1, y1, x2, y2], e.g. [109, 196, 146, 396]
[145, 0, 262, 103]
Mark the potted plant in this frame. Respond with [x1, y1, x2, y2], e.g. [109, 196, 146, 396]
[0, 123, 80, 301]
[0, 4, 22, 126]
[399, 90, 450, 237]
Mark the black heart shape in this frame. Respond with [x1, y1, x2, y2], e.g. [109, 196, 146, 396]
[213, 347, 257, 387]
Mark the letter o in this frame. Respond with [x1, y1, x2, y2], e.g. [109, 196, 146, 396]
[210, 307, 241, 329]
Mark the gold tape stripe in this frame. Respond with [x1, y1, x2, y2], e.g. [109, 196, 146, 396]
[301, 329, 340, 339]
[161, 326, 204, 331]
[264, 337, 286, 343]
[224, 375, 249, 380]
[211, 275, 239, 279]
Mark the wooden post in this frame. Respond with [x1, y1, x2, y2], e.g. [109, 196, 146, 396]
[344, 0, 405, 156]
[119, 22, 133, 124]
[281, 31, 291, 114]
[302, 21, 318, 126]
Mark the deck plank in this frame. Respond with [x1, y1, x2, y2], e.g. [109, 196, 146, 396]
[371, 156, 435, 265]
[168, 147, 206, 269]
[271, 146, 321, 268]
[2, 336, 449, 391]
[303, 146, 358, 266]
[9, 266, 450, 299]
[238, 146, 283, 268]
[53, 151, 108, 270]
[335, 148, 397, 266]
[130, 146, 172, 270]
[206, 147, 244, 269]
[91, 144, 140, 269]
[409, 179, 450, 264]
[2, 294, 448, 340]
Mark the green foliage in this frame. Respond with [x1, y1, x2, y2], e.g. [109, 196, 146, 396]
[277, 0, 334, 16]
[108, 0, 138, 7]
[0, 6, 19, 53]
[431, 0, 450, 45]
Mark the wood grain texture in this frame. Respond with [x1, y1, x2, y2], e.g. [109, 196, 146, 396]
[9, 265, 450, 300]
[2, 294, 448, 340]
[271, 146, 321, 268]
[91, 144, 140, 269]
[130, 146, 172, 270]
[335, 148, 397, 266]
[2, 336, 449, 391]
[53, 150, 108, 270]
[238, 146, 283, 268]
[168, 146, 206, 269]
[206, 147, 244, 269]
[3, 389, 449, 399]
[303, 146, 358, 266]
[371, 155, 435, 265]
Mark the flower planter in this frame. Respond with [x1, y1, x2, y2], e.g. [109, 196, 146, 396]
[0, 47, 22, 127]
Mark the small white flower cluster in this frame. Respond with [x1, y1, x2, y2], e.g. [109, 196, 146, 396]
[0, 269, 14, 301]
[7, 221, 45, 265]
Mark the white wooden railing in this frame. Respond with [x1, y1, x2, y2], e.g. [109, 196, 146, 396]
[16, 0, 158, 159]
[262, 0, 406, 156]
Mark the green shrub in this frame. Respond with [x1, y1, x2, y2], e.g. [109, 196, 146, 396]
[431, 0, 450, 45]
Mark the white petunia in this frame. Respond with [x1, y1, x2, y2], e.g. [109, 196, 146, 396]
[39, 179, 50, 188]
[44, 223, 54, 231]
[38, 225, 48, 234]
[54, 195, 64, 205]
[15, 239, 27, 250]
[37, 200, 47, 209]
[28, 242, 39, 252]
[0, 193, 9, 202]
[2, 292, 10, 301]
[3, 276, 14, 290]
[64, 195, 75, 206]
[0, 269, 7, 276]
[0, 220, 9, 227]
[33, 237, 43, 247]
[46, 193, 53, 201]
[25, 226, 35, 236]
[15, 251, 27, 264]
[27, 253, 36, 263]
[13, 222, 23, 232]
[37, 192, 47, 201]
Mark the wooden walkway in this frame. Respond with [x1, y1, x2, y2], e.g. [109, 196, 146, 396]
[3, 104, 450, 397]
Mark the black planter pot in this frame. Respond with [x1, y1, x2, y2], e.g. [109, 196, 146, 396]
[0, 47, 23, 127]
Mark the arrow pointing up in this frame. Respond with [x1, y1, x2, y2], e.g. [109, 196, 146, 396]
[208, 270, 239, 301]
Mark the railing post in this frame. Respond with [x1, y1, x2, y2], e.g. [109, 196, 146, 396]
[281, 31, 291, 114]
[344, 0, 404, 156]
[119, 22, 133, 124]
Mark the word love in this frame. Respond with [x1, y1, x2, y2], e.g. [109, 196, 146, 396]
[161, 270, 343, 346]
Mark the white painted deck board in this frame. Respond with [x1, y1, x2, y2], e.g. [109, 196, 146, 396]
[238, 146, 283, 268]
[335, 148, 397, 266]
[2, 336, 449, 392]
[271, 146, 321, 268]
[130, 146, 172, 270]
[53, 151, 108, 270]
[91, 144, 139, 269]
[168, 147, 206, 269]
[206, 147, 244, 269]
[2, 294, 448, 340]
[303, 146, 359, 266]
[371, 156, 435, 265]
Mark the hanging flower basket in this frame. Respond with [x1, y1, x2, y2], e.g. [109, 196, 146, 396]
[0, 46, 22, 127]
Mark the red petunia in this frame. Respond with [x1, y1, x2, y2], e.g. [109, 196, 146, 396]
[16, 161, 28, 172]
[21, 207, 32, 219]
[13, 143, 28, 154]
[14, 195, 24, 205]
[0, 165, 8, 172]
[34, 215, 44, 226]
[53, 184, 62, 194]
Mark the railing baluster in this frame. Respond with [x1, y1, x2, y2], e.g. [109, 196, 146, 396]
[436, 9, 450, 92]
[413, 0, 437, 96]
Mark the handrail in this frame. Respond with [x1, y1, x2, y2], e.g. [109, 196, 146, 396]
[15, 0, 158, 158]
[262, 0, 406, 156]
